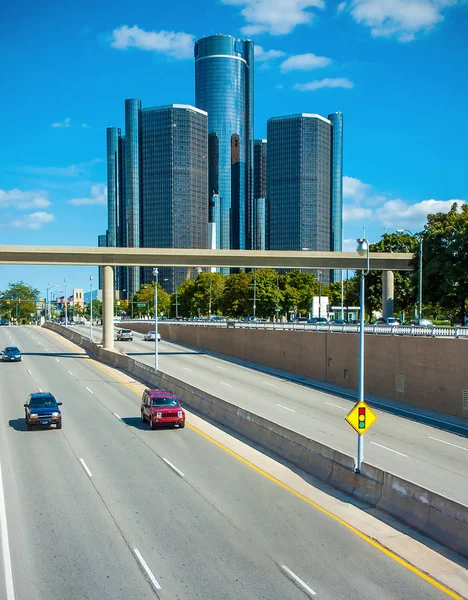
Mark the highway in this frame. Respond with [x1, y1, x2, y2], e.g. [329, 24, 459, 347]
[0, 325, 459, 600]
[78, 324, 468, 506]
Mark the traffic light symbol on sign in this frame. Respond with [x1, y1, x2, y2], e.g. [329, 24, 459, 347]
[358, 407, 366, 429]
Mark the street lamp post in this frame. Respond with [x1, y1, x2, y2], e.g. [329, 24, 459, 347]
[356, 238, 370, 472]
[153, 268, 159, 373]
[46, 283, 58, 321]
[89, 276, 94, 341]
[397, 229, 423, 320]
[64, 279, 68, 326]
[209, 276, 213, 320]
[253, 269, 257, 318]
[318, 270, 322, 317]
[276, 272, 280, 322]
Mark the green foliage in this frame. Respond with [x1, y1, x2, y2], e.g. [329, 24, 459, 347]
[132, 283, 171, 316]
[0, 281, 40, 322]
[219, 272, 251, 317]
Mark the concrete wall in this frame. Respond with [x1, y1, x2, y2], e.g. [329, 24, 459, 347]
[44, 322, 468, 558]
[127, 323, 468, 420]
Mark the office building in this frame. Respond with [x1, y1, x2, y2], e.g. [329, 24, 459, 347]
[97, 233, 107, 291]
[140, 104, 208, 292]
[267, 113, 343, 286]
[195, 34, 254, 252]
[106, 127, 125, 292]
[328, 112, 343, 283]
[253, 139, 267, 250]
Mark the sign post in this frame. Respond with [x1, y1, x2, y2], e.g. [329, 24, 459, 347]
[345, 401, 377, 473]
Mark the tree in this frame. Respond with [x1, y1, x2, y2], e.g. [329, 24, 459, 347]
[133, 283, 171, 317]
[422, 202, 468, 323]
[219, 272, 251, 317]
[0, 281, 40, 322]
[283, 271, 318, 316]
[189, 272, 226, 317]
[250, 269, 278, 318]
[174, 279, 196, 317]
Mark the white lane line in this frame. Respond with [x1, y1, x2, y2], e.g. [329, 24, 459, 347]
[113, 412, 122, 420]
[67, 370, 73, 376]
[163, 458, 185, 478]
[370, 441, 407, 457]
[183, 367, 193, 372]
[326, 401, 348, 411]
[0, 461, 15, 600]
[276, 404, 296, 413]
[262, 381, 276, 387]
[429, 436, 468, 452]
[216, 366, 226, 370]
[133, 548, 161, 592]
[281, 565, 316, 597]
[27, 369, 32, 375]
[79, 459, 93, 478]
[85, 387, 94, 395]
[219, 381, 232, 387]
[38, 388, 43, 393]
[55, 358, 60, 362]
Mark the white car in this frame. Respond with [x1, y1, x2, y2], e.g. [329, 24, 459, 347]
[144, 330, 161, 342]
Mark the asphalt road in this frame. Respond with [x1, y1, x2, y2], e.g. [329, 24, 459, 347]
[78, 324, 468, 506]
[0, 325, 456, 600]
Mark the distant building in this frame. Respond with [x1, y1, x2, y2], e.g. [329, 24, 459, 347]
[97, 233, 107, 291]
[195, 34, 254, 253]
[253, 139, 267, 250]
[328, 112, 344, 283]
[267, 112, 343, 286]
[140, 104, 208, 292]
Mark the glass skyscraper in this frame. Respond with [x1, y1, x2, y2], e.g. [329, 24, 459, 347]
[267, 113, 340, 286]
[194, 34, 254, 252]
[253, 139, 267, 250]
[106, 127, 125, 292]
[328, 112, 343, 283]
[140, 104, 208, 293]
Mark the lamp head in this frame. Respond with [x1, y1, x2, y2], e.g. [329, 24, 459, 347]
[152, 267, 158, 276]
[356, 238, 369, 257]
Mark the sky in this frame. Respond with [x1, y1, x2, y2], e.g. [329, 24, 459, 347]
[1, 0, 467, 297]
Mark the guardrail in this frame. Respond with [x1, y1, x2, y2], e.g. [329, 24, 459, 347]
[120, 319, 468, 338]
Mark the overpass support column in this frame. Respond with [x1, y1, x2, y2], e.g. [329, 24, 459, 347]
[102, 265, 114, 351]
[382, 270, 394, 319]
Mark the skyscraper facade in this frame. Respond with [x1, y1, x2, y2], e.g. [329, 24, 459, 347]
[253, 139, 267, 250]
[140, 104, 208, 292]
[267, 113, 337, 285]
[194, 34, 254, 252]
[97, 233, 107, 290]
[328, 112, 343, 283]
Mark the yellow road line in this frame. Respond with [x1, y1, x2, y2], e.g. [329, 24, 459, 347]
[40, 327, 463, 599]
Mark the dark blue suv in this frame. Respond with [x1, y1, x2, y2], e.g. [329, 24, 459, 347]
[2, 346, 21, 362]
[24, 393, 62, 430]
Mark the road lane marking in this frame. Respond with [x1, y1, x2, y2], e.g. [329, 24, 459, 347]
[27, 369, 32, 375]
[79, 459, 93, 478]
[370, 441, 407, 457]
[40, 327, 464, 599]
[0, 461, 15, 600]
[55, 358, 60, 362]
[281, 565, 316, 597]
[220, 381, 232, 387]
[429, 436, 468, 452]
[216, 366, 226, 370]
[276, 404, 296, 412]
[325, 401, 348, 411]
[162, 458, 185, 478]
[85, 387, 94, 395]
[262, 381, 276, 387]
[38, 388, 43, 392]
[133, 549, 161, 592]
[67, 370, 73, 376]
[113, 412, 122, 420]
[183, 367, 193, 372]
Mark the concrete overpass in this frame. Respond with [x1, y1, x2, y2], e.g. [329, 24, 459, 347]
[0, 245, 413, 350]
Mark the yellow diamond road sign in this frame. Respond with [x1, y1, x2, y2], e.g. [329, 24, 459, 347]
[345, 401, 378, 435]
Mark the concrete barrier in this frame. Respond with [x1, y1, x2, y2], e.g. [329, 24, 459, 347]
[44, 322, 468, 559]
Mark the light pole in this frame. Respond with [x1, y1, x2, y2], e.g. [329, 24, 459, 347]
[341, 271, 344, 321]
[275, 272, 280, 322]
[356, 238, 370, 472]
[64, 279, 68, 326]
[51, 290, 63, 319]
[397, 229, 423, 320]
[209, 276, 213, 320]
[153, 268, 159, 373]
[46, 283, 58, 321]
[89, 276, 94, 341]
[253, 269, 257, 318]
[318, 270, 322, 317]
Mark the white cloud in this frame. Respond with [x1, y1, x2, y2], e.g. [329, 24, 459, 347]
[81, 123, 91, 129]
[51, 118, 71, 128]
[254, 45, 285, 61]
[18, 159, 102, 178]
[294, 77, 354, 91]
[343, 238, 358, 252]
[11, 212, 55, 230]
[221, 0, 325, 35]
[110, 25, 194, 59]
[68, 183, 107, 206]
[0, 189, 51, 209]
[281, 52, 331, 72]
[349, 0, 461, 42]
[343, 175, 466, 228]
[337, 1, 347, 12]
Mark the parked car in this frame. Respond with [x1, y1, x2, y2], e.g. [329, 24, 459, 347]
[2, 346, 21, 362]
[407, 318, 434, 327]
[24, 392, 62, 430]
[143, 330, 161, 342]
[0, 319, 9, 326]
[308, 317, 329, 324]
[375, 317, 401, 326]
[294, 317, 309, 323]
[140, 388, 185, 429]
[331, 319, 346, 325]
[116, 328, 133, 341]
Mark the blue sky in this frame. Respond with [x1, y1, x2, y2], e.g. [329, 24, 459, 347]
[1, 0, 467, 297]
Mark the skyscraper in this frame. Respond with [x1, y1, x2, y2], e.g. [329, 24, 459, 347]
[268, 113, 343, 286]
[106, 127, 124, 292]
[253, 139, 267, 250]
[328, 112, 343, 283]
[194, 34, 254, 252]
[140, 104, 208, 293]
[97, 233, 107, 291]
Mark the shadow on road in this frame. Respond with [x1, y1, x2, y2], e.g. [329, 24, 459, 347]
[9, 418, 60, 432]
[122, 416, 183, 432]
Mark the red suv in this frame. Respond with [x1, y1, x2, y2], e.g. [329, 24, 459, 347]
[141, 389, 185, 429]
